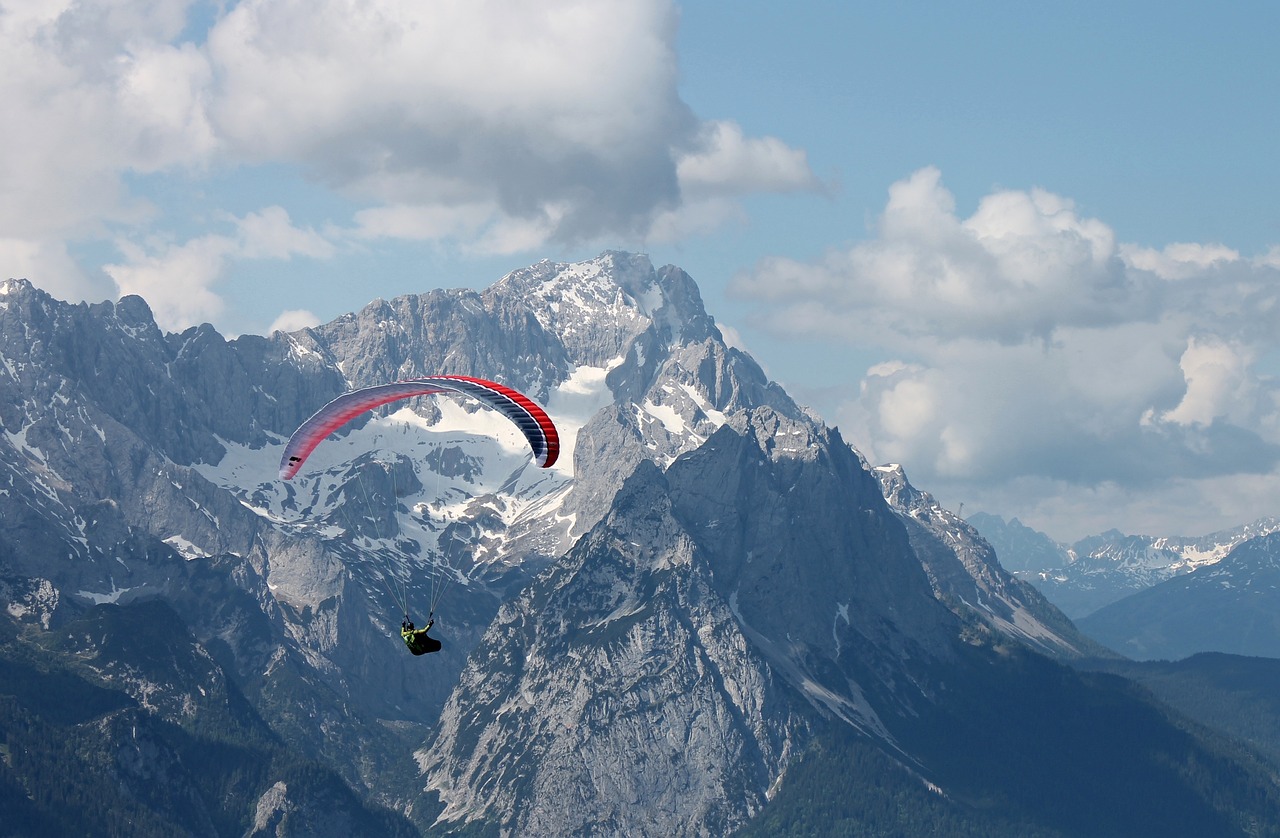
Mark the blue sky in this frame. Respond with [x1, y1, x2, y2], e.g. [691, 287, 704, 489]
[3, 0, 1279, 541]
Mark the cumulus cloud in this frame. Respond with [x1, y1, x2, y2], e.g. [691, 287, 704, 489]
[268, 308, 320, 334]
[1155, 336, 1257, 428]
[105, 234, 230, 329]
[0, 0, 208, 238]
[103, 206, 333, 330]
[352, 203, 495, 243]
[734, 167, 1141, 346]
[644, 196, 748, 244]
[733, 167, 1280, 537]
[1, 0, 818, 298]
[677, 120, 820, 198]
[204, 0, 700, 244]
[644, 119, 821, 242]
[0, 236, 111, 302]
[195, 0, 820, 250]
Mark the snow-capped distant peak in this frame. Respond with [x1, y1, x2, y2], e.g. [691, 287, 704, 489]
[494, 253, 661, 348]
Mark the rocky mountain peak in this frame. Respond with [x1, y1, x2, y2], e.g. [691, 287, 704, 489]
[1211, 530, 1280, 574]
[872, 463, 915, 506]
[421, 457, 804, 836]
[985, 516, 1280, 619]
[488, 251, 719, 369]
[111, 294, 163, 334]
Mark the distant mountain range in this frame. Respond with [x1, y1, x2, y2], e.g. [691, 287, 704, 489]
[968, 512, 1280, 620]
[968, 513, 1280, 661]
[1077, 532, 1280, 660]
[4, 254, 1280, 835]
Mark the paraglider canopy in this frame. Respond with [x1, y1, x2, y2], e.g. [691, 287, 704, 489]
[278, 375, 559, 480]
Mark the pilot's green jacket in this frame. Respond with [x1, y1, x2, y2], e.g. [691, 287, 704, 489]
[401, 624, 441, 655]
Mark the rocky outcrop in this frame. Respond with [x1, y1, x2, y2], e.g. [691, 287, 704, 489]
[874, 464, 1107, 658]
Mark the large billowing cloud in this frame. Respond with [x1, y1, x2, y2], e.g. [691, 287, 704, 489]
[733, 167, 1280, 539]
[207, 0, 695, 241]
[0, 0, 817, 329]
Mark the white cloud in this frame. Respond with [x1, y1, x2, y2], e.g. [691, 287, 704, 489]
[235, 206, 334, 260]
[116, 40, 218, 169]
[105, 234, 230, 330]
[103, 206, 334, 331]
[200, 0, 737, 245]
[467, 206, 569, 257]
[0, 236, 111, 302]
[0, 0, 210, 239]
[715, 321, 748, 353]
[644, 120, 822, 243]
[733, 167, 1140, 346]
[352, 203, 495, 242]
[1156, 336, 1257, 428]
[1122, 241, 1241, 280]
[735, 167, 1280, 538]
[676, 120, 819, 198]
[268, 308, 320, 334]
[207, 0, 686, 161]
[644, 197, 748, 243]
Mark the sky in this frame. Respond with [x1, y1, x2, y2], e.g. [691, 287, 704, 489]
[3, 0, 1280, 543]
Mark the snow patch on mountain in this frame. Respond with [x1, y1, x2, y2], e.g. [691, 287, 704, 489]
[163, 535, 212, 560]
[76, 580, 141, 605]
[543, 359, 623, 477]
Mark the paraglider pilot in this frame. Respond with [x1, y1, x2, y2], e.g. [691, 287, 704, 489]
[401, 616, 442, 655]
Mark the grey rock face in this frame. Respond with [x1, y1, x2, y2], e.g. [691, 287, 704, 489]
[307, 285, 572, 402]
[0, 257, 911, 835]
[492, 251, 662, 370]
[423, 461, 805, 837]
[874, 465, 1106, 659]
[667, 416, 955, 696]
[7, 254, 814, 831]
[0, 275, 441, 801]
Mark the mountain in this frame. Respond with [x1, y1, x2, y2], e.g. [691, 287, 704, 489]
[966, 511, 1280, 661]
[2, 254, 814, 832]
[1077, 531, 1280, 660]
[421, 416, 953, 836]
[5, 255, 1280, 836]
[964, 512, 1070, 574]
[967, 514, 1280, 619]
[746, 644, 1280, 838]
[0, 272, 452, 815]
[420, 424, 1278, 835]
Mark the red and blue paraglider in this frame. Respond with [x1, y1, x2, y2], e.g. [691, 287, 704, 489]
[278, 375, 559, 656]
[278, 374, 559, 480]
